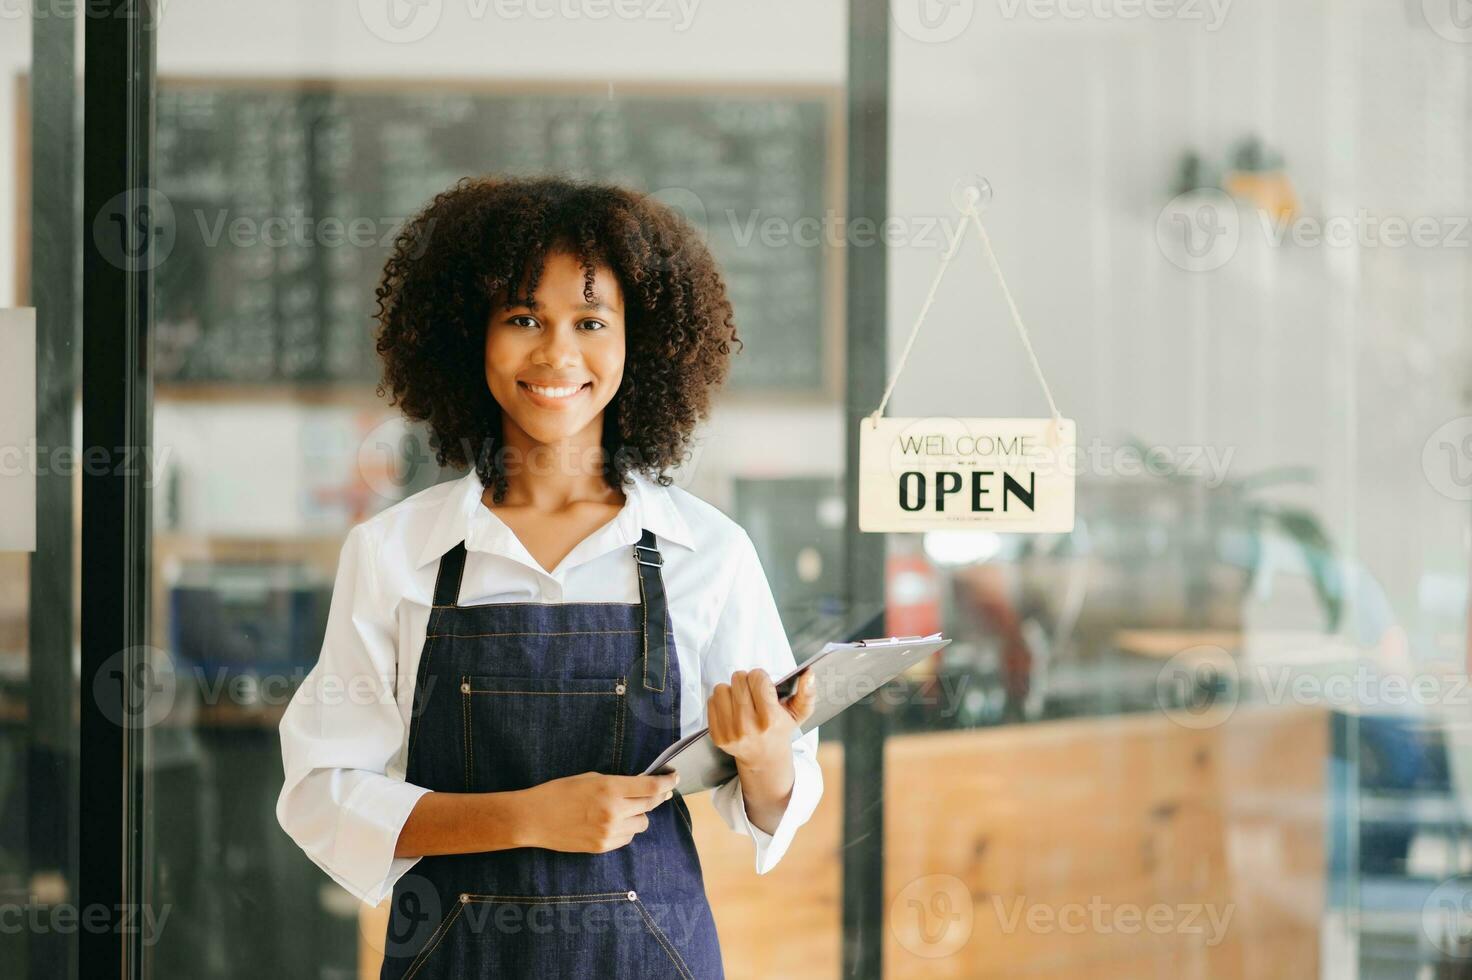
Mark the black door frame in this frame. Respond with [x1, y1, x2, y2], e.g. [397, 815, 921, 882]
[80, 1, 157, 978]
[841, 1, 891, 978]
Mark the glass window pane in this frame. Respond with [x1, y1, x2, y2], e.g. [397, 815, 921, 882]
[885, 4, 1471, 978]
[147, 5, 848, 977]
[5, 12, 81, 980]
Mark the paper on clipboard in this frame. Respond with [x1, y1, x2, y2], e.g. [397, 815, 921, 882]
[641, 632, 950, 793]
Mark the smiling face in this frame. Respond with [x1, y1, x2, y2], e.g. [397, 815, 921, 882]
[484, 250, 627, 455]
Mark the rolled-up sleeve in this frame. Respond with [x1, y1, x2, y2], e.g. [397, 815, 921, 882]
[276, 522, 431, 906]
[705, 531, 823, 875]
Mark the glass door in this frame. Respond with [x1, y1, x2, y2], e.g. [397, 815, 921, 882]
[3, 7, 82, 979]
[135, 3, 852, 978]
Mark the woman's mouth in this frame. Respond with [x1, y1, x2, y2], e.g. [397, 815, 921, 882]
[519, 380, 592, 407]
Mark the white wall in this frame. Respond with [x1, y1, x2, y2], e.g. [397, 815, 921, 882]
[154, 0, 842, 83]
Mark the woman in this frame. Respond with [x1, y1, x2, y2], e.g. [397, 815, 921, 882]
[276, 175, 822, 978]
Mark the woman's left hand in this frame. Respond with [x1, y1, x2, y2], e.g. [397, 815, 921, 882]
[707, 668, 817, 770]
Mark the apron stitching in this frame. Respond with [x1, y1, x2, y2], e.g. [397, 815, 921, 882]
[633, 898, 697, 980]
[614, 677, 626, 773]
[461, 676, 471, 791]
[644, 534, 669, 694]
[463, 690, 622, 697]
[427, 629, 640, 638]
[673, 793, 693, 836]
[657, 595, 668, 693]
[402, 901, 464, 980]
[431, 600, 641, 609]
[638, 564, 651, 691]
[460, 891, 632, 902]
[638, 564, 666, 694]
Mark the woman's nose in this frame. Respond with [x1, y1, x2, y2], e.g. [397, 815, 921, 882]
[533, 325, 580, 366]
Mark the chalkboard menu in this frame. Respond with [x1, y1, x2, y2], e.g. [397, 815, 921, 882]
[153, 83, 836, 392]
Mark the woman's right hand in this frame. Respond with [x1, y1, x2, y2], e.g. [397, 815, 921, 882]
[516, 771, 680, 853]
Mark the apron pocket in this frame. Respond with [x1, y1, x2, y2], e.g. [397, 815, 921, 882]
[461, 674, 627, 792]
[441, 891, 696, 980]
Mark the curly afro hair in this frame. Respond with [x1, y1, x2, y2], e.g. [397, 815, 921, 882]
[373, 175, 741, 504]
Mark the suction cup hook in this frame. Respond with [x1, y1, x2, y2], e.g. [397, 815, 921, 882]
[951, 174, 993, 215]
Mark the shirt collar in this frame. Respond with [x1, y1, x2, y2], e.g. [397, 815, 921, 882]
[413, 468, 696, 571]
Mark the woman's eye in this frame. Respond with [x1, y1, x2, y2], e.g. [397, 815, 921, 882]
[509, 315, 538, 328]
[580, 320, 606, 331]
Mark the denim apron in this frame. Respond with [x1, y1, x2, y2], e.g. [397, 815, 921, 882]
[378, 529, 726, 979]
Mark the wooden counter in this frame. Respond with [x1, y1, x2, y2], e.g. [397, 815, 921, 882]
[884, 705, 1327, 979]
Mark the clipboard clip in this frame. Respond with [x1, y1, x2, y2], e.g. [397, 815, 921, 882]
[856, 634, 938, 646]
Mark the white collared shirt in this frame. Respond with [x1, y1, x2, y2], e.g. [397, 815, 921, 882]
[275, 468, 823, 906]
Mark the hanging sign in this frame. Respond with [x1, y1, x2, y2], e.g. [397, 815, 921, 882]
[859, 181, 1075, 534]
[859, 416, 1075, 532]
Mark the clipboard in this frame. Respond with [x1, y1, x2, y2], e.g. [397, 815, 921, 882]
[640, 632, 952, 794]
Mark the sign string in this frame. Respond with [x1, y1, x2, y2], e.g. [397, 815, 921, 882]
[866, 188, 1064, 441]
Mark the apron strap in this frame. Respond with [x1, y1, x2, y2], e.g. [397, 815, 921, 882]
[633, 528, 668, 693]
[433, 541, 468, 608]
